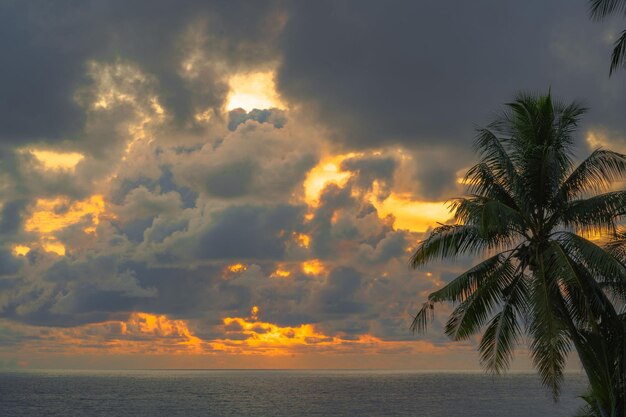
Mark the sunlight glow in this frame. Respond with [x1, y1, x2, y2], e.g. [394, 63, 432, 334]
[42, 240, 66, 256]
[227, 263, 247, 273]
[371, 194, 450, 233]
[30, 150, 84, 171]
[302, 259, 326, 275]
[220, 306, 338, 355]
[25, 195, 106, 235]
[270, 265, 291, 279]
[225, 71, 285, 111]
[303, 157, 353, 205]
[13, 245, 30, 256]
[293, 233, 311, 248]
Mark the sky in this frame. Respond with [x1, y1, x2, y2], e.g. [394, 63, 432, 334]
[1, 0, 626, 370]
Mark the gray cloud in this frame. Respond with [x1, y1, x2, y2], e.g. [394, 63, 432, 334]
[0, 0, 283, 144]
[277, 1, 626, 152]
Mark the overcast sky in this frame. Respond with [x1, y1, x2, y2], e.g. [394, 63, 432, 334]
[1, 0, 625, 370]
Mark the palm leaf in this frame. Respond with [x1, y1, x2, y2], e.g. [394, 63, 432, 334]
[410, 225, 492, 268]
[529, 252, 571, 398]
[560, 191, 626, 235]
[444, 256, 516, 341]
[558, 232, 626, 298]
[478, 275, 528, 373]
[610, 29, 626, 75]
[589, 0, 626, 19]
[557, 149, 626, 202]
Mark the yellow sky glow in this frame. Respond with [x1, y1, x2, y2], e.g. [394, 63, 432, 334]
[30, 150, 84, 171]
[225, 71, 286, 111]
[25, 195, 105, 234]
[270, 264, 292, 278]
[304, 154, 450, 232]
[303, 157, 353, 205]
[13, 245, 31, 256]
[372, 194, 451, 233]
[302, 259, 326, 275]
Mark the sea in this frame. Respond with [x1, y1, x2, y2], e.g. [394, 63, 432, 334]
[0, 370, 588, 416]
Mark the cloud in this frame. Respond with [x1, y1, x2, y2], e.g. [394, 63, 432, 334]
[0, 0, 284, 144]
[1, 0, 621, 368]
[276, 1, 626, 197]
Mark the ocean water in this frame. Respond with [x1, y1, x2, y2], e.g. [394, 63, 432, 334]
[0, 370, 587, 416]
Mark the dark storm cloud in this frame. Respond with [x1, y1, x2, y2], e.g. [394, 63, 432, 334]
[340, 154, 396, 199]
[203, 159, 258, 198]
[277, 0, 626, 150]
[0, 200, 28, 236]
[316, 267, 365, 315]
[195, 204, 305, 260]
[0, 0, 282, 144]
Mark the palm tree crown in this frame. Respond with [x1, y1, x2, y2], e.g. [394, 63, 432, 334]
[411, 92, 626, 398]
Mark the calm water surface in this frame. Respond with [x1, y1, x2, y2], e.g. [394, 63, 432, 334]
[0, 370, 587, 416]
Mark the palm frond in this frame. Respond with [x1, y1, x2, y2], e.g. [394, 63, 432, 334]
[411, 253, 511, 333]
[473, 127, 526, 204]
[410, 301, 435, 334]
[428, 253, 509, 303]
[449, 196, 525, 238]
[560, 191, 626, 235]
[605, 228, 626, 261]
[557, 149, 626, 202]
[558, 232, 626, 299]
[610, 29, 626, 75]
[543, 241, 619, 332]
[444, 256, 516, 341]
[478, 275, 527, 374]
[410, 225, 492, 268]
[589, 0, 626, 19]
[529, 254, 571, 398]
[464, 163, 518, 208]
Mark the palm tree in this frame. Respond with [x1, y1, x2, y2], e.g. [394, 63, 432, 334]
[410, 92, 626, 403]
[589, 0, 626, 75]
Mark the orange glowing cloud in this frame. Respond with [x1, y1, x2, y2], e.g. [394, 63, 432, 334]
[227, 263, 247, 273]
[23, 195, 108, 255]
[303, 153, 451, 232]
[25, 195, 106, 234]
[293, 232, 311, 248]
[303, 156, 353, 205]
[371, 194, 451, 233]
[1, 309, 459, 362]
[270, 264, 291, 279]
[302, 259, 326, 276]
[16, 313, 204, 355]
[124, 313, 203, 350]
[213, 307, 449, 357]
